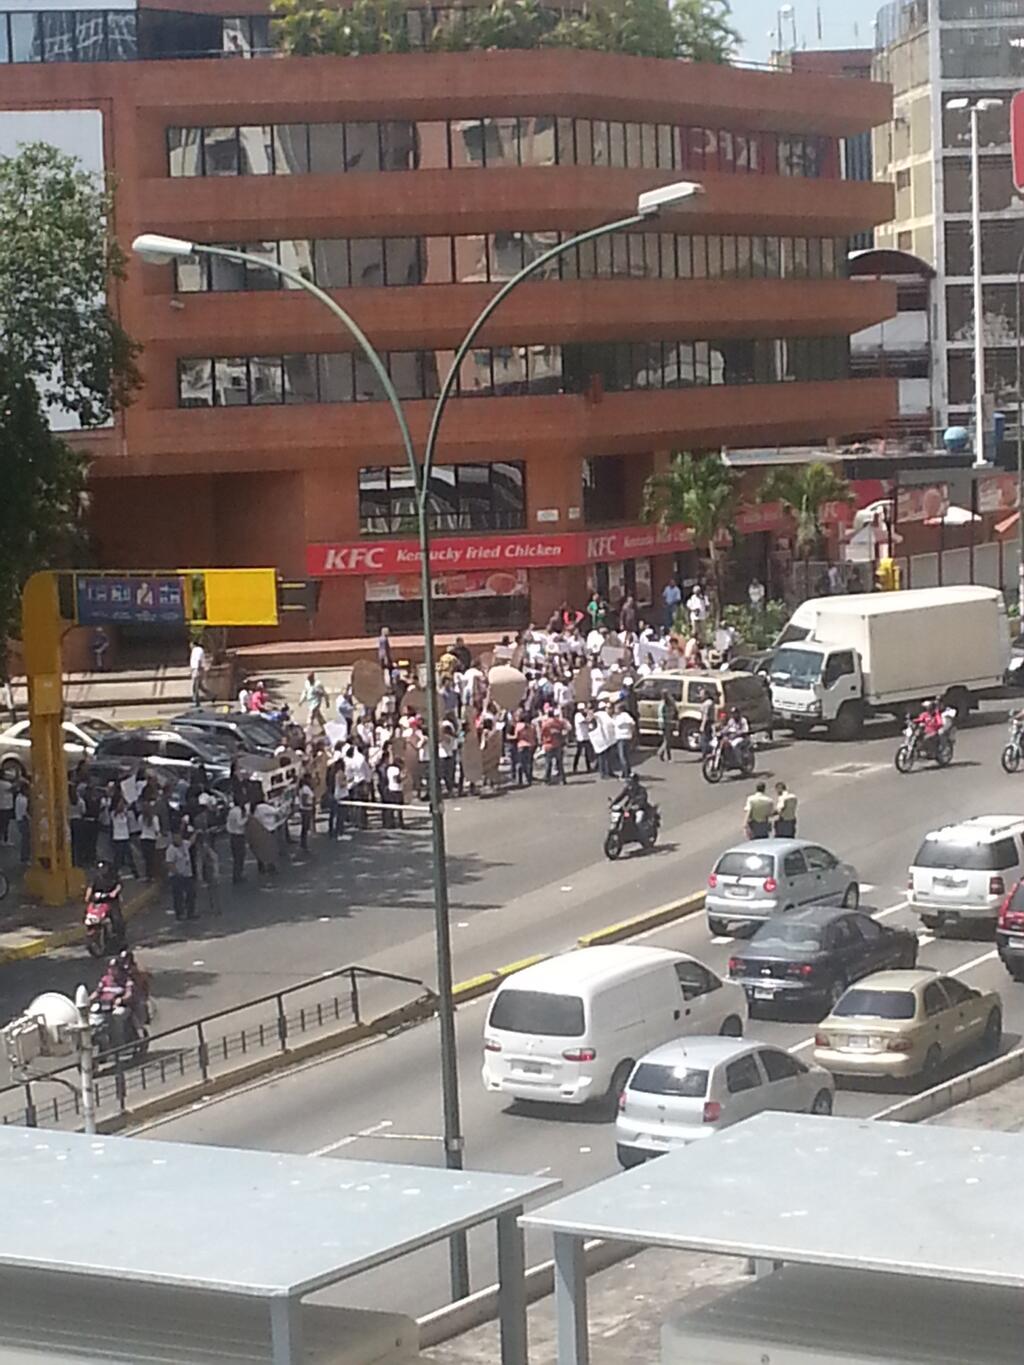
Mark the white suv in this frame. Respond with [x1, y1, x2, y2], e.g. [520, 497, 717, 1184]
[909, 816, 1024, 935]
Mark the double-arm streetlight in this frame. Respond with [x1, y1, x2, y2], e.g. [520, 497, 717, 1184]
[133, 177, 700, 1300]
[947, 96, 1003, 467]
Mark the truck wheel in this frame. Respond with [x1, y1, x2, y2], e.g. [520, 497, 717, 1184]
[829, 702, 863, 742]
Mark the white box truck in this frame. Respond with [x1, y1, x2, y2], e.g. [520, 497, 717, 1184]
[769, 585, 1009, 740]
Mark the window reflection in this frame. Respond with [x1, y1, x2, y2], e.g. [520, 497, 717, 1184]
[349, 239, 384, 288]
[40, 12, 74, 61]
[214, 357, 249, 405]
[249, 356, 283, 404]
[283, 354, 318, 404]
[318, 354, 354, 403]
[345, 122, 381, 173]
[313, 240, 350, 289]
[308, 123, 345, 174]
[273, 125, 310, 175]
[178, 359, 213, 407]
[203, 126, 240, 176]
[484, 117, 520, 168]
[168, 127, 202, 177]
[520, 117, 555, 167]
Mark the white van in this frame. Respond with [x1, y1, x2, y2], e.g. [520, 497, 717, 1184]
[481, 945, 747, 1110]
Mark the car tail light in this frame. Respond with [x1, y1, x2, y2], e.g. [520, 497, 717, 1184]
[814, 1032, 828, 1047]
[998, 892, 1024, 929]
[562, 1047, 597, 1063]
[707, 873, 718, 889]
[907, 875, 913, 891]
[787, 963, 816, 978]
[886, 1038, 914, 1054]
[728, 957, 741, 974]
[763, 877, 778, 893]
[703, 1101, 722, 1123]
[990, 876, 1006, 897]
[618, 1091, 627, 1112]
[484, 1039, 502, 1053]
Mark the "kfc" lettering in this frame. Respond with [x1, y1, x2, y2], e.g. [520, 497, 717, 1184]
[322, 546, 386, 572]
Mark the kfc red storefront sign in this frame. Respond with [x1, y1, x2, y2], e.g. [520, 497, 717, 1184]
[307, 524, 697, 578]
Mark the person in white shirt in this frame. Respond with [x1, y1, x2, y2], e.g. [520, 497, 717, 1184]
[590, 665, 606, 698]
[572, 704, 595, 774]
[297, 777, 316, 851]
[189, 640, 208, 706]
[383, 749, 405, 829]
[165, 830, 196, 920]
[589, 703, 617, 779]
[552, 677, 572, 713]
[237, 685, 251, 714]
[461, 665, 484, 711]
[687, 586, 708, 636]
[613, 704, 637, 778]
[138, 803, 161, 882]
[226, 798, 248, 883]
[110, 797, 134, 879]
[343, 745, 373, 828]
[585, 627, 605, 657]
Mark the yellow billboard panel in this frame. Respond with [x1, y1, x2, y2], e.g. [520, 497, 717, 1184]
[199, 569, 278, 626]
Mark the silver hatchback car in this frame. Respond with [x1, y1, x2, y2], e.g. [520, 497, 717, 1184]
[706, 839, 860, 937]
[615, 1036, 835, 1168]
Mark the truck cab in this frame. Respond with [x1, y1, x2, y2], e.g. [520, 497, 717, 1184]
[770, 642, 864, 737]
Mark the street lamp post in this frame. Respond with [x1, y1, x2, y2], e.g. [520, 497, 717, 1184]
[1016, 239, 1024, 614]
[947, 97, 1003, 467]
[133, 177, 700, 1302]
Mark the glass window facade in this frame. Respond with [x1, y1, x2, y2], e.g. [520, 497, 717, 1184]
[1, 8, 138, 60]
[167, 117, 840, 180]
[173, 233, 849, 292]
[359, 462, 526, 533]
[177, 336, 850, 407]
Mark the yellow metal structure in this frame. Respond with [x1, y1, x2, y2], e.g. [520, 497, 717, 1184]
[19, 566, 279, 907]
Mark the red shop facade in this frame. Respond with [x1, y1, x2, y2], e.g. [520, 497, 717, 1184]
[307, 523, 700, 632]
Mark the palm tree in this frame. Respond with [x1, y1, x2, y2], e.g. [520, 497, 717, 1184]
[643, 453, 739, 623]
[759, 462, 854, 561]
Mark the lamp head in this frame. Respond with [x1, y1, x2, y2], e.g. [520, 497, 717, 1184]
[132, 233, 196, 264]
[636, 181, 703, 219]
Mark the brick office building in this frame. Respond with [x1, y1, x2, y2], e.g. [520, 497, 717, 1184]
[3, 27, 897, 636]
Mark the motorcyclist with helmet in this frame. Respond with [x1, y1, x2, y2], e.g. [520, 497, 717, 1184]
[720, 706, 752, 768]
[610, 772, 653, 824]
[912, 699, 944, 756]
[84, 859, 126, 946]
[89, 956, 140, 1047]
[116, 948, 151, 1027]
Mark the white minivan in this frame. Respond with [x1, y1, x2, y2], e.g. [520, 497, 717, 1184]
[481, 945, 748, 1111]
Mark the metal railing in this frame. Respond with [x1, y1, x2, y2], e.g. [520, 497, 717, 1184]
[0, 964, 435, 1131]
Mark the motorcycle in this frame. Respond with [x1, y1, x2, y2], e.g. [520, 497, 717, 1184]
[604, 801, 661, 860]
[894, 717, 954, 774]
[83, 898, 125, 959]
[89, 998, 149, 1064]
[1002, 717, 1024, 774]
[701, 733, 756, 785]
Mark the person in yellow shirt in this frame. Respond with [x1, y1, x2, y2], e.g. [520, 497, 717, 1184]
[773, 781, 799, 838]
[743, 782, 775, 840]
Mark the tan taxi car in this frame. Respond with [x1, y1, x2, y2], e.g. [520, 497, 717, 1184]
[813, 969, 1002, 1083]
[635, 670, 772, 752]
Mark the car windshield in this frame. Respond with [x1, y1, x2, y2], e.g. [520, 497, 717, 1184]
[174, 729, 239, 759]
[488, 990, 584, 1037]
[716, 852, 774, 878]
[914, 837, 1019, 871]
[628, 1064, 709, 1098]
[832, 989, 916, 1020]
[752, 922, 823, 951]
[770, 646, 823, 689]
[73, 718, 117, 741]
[235, 716, 283, 745]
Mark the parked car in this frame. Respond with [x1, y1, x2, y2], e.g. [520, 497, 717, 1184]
[634, 670, 772, 752]
[908, 816, 1024, 936]
[813, 969, 1002, 1083]
[614, 1036, 834, 1168]
[171, 709, 285, 757]
[727, 905, 918, 1016]
[705, 839, 860, 937]
[994, 879, 1024, 981]
[0, 715, 117, 781]
[481, 945, 748, 1113]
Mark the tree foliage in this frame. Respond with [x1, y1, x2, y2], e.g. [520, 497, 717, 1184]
[643, 453, 739, 619]
[0, 355, 88, 658]
[272, 0, 738, 62]
[759, 462, 853, 558]
[0, 142, 140, 427]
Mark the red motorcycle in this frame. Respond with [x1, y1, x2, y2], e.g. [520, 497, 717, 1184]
[84, 898, 125, 958]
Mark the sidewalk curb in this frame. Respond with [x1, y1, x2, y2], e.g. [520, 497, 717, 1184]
[0, 884, 159, 966]
[870, 1045, 1024, 1124]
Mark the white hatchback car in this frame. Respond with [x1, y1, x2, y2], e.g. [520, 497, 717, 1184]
[615, 1036, 834, 1168]
[909, 816, 1024, 935]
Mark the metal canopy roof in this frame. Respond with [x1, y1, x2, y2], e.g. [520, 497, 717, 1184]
[0, 1127, 556, 1299]
[523, 1114, 1024, 1288]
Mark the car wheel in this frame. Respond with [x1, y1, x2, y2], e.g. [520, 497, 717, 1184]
[679, 722, 701, 753]
[1010, 967, 1024, 983]
[921, 1044, 942, 1082]
[603, 1060, 634, 1120]
[616, 1144, 646, 1170]
[982, 1008, 1002, 1055]
[841, 883, 859, 909]
[719, 1014, 744, 1037]
[0, 757, 25, 783]
[810, 1088, 833, 1116]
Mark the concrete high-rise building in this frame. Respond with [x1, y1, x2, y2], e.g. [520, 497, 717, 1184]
[873, 0, 1024, 455]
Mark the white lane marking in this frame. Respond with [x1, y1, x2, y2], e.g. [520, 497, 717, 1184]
[310, 1119, 393, 1156]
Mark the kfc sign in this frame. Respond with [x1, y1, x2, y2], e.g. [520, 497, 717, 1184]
[1014, 92, 1024, 193]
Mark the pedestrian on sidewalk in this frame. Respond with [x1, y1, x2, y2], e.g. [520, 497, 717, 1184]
[383, 749, 406, 828]
[139, 802, 161, 882]
[297, 775, 316, 850]
[513, 710, 537, 788]
[572, 703, 595, 774]
[166, 829, 197, 921]
[590, 702, 617, 779]
[110, 797, 134, 879]
[14, 782, 29, 865]
[744, 782, 774, 840]
[698, 688, 716, 757]
[189, 637, 208, 706]
[300, 671, 328, 727]
[773, 781, 799, 839]
[91, 625, 110, 671]
[377, 626, 395, 685]
[0, 771, 13, 846]
[227, 796, 248, 883]
[657, 690, 678, 762]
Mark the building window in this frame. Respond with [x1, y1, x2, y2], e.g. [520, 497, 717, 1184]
[358, 462, 526, 534]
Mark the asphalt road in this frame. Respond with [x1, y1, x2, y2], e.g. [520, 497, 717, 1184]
[114, 705, 1024, 1321]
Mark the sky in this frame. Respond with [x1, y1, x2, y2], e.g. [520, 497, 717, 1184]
[730, 0, 884, 65]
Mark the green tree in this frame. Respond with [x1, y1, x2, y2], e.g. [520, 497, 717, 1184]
[671, 0, 737, 62]
[759, 461, 853, 560]
[643, 453, 739, 621]
[0, 142, 140, 426]
[0, 355, 88, 662]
